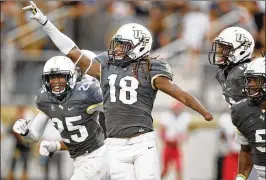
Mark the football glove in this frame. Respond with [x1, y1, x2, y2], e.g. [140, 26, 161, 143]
[39, 140, 61, 157]
[22, 1, 47, 25]
[13, 119, 29, 136]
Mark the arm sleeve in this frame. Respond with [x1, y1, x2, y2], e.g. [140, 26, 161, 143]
[41, 121, 62, 141]
[25, 112, 50, 142]
[43, 20, 76, 55]
[150, 60, 173, 89]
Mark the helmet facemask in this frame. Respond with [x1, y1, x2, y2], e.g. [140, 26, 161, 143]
[242, 73, 266, 105]
[208, 40, 235, 67]
[42, 69, 74, 101]
[108, 35, 148, 68]
[209, 38, 252, 68]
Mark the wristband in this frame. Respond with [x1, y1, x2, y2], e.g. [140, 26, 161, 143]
[21, 129, 29, 136]
[236, 174, 246, 180]
[42, 18, 48, 26]
[74, 52, 84, 66]
[84, 59, 93, 74]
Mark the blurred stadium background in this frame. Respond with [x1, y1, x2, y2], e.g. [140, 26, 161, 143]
[1, 1, 265, 180]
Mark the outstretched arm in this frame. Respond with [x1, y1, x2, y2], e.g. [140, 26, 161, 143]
[22, 1, 101, 79]
[154, 76, 213, 121]
[13, 112, 50, 143]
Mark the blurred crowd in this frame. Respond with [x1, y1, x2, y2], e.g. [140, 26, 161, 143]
[0, 1, 265, 97]
[1, 1, 265, 55]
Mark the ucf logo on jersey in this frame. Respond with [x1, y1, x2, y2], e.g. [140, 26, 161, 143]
[133, 30, 150, 46]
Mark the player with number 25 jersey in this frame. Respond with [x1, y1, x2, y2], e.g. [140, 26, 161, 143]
[13, 54, 110, 180]
[35, 69, 103, 158]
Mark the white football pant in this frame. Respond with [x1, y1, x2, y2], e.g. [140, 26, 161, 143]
[105, 131, 161, 180]
[70, 144, 110, 180]
[253, 164, 265, 180]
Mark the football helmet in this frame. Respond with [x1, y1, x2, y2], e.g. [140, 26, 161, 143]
[42, 56, 77, 98]
[208, 27, 254, 67]
[242, 57, 266, 104]
[108, 23, 153, 67]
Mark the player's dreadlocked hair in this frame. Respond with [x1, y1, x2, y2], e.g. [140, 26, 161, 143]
[249, 49, 265, 61]
[133, 55, 159, 86]
[257, 49, 265, 58]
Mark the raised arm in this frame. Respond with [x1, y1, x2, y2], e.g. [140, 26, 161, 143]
[22, 1, 101, 79]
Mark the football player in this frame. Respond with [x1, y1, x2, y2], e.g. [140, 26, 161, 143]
[208, 26, 255, 106]
[231, 57, 266, 180]
[22, 2, 213, 180]
[39, 50, 107, 155]
[208, 27, 260, 179]
[13, 53, 110, 180]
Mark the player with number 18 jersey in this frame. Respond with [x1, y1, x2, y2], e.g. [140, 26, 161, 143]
[96, 52, 173, 138]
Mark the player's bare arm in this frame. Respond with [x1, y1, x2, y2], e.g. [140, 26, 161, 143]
[154, 76, 213, 121]
[237, 145, 253, 179]
[67, 47, 101, 79]
[22, 1, 101, 79]
[59, 141, 68, 150]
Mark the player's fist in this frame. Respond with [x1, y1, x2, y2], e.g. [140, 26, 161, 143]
[13, 119, 29, 135]
[22, 1, 47, 25]
[39, 140, 60, 156]
[204, 112, 214, 121]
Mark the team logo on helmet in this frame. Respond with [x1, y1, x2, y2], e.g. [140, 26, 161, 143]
[133, 30, 150, 46]
[236, 33, 252, 50]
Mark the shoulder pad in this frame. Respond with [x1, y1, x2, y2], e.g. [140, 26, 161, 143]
[94, 52, 108, 65]
[231, 99, 249, 127]
[35, 87, 47, 104]
[81, 74, 98, 83]
[150, 59, 173, 86]
[35, 86, 49, 111]
[77, 80, 103, 105]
